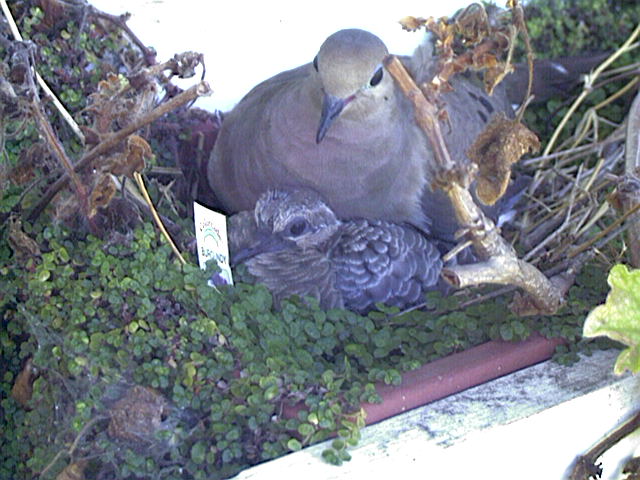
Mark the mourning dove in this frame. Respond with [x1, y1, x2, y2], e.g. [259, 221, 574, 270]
[209, 28, 603, 244]
[229, 189, 443, 313]
[209, 28, 515, 242]
[506, 54, 611, 105]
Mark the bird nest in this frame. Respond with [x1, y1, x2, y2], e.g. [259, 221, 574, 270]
[516, 48, 640, 282]
[394, 5, 640, 315]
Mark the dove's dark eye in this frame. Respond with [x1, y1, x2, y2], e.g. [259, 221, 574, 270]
[313, 56, 319, 72]
[369, 67, 383, 87]
[287, 219, 309, 237]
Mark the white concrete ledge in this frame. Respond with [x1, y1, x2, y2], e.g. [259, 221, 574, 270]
[235, 349, 640, 480]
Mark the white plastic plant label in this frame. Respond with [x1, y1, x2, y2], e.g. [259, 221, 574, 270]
[193, 202, 233, 286]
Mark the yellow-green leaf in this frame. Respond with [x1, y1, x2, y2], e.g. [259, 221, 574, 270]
[583, 264, 640, 374]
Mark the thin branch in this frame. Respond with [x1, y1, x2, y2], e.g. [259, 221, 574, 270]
[543, 22, 640, 156]
[568, 202, 640, 259]
[0, 0, 86, 143]
[39, 415, 104, 478]
[27, 81, 212, 222]
[90, 8, 157, 65]
[569, 409, 640, 480]
[133, 172, 186, 265]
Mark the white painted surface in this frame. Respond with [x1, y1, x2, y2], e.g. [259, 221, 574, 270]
[234, 350, 640, 480]
[88, 0, 471, 111]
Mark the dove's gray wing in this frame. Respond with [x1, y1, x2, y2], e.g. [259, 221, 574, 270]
[332, 220, 443, 313]
[243, 250, 344, 310]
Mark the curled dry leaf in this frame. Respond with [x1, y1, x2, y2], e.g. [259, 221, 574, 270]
[8, 217, 41, 262]
[451, 2, 490, 45]
[37, 0, 74, 31]
[108, 385, 169, 442]
[398, 16, 428, 32]
[8, 144, 52, 185]
[84, 72, 131, 135]
[409, 3, 516, 95]
[622, 456, 640, 479]
[483, 61, 515, 95]
[108, 134, 151, 177]
[167, 51, 205, 79]
[89, 173, 117, 218]
[11, 358, 37, 407]
[467, 113, 540, 205]
[84, 72, 157, 138]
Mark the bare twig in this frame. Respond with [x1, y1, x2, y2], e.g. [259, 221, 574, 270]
[511, 1, 534, 123]
[543, 22, 640, 157]
[621, 89, 640, 266]
[9, 40, 98, 233]
[568, 203, 640, 259]
[133, 172, 186, 265]
[39, 415, 104, 478]
[569, 409, 640, 480]
[0, 0, 86, 143]
[521, 133, 625, 168]
[27, 81, 212, 222]
[90, 8, 157, 66]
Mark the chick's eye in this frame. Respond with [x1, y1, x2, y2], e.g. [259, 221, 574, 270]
[287, 219, 308, 237]
[369, 67, 383, 87]
[312, 55, 319, 72]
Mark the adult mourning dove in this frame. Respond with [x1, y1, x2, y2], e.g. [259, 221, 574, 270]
[209, 28, 513, 242]
[229, 189, 443, 313]
[208, 28, 604, 243]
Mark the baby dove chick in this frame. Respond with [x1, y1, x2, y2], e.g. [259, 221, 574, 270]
[230, 189, 443, 313]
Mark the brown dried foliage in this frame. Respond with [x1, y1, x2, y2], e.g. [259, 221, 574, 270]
[11, 358, 38, 407]
[8, 217, 41, 264]
[467, 113, 540, 205]
[401, 2, 517, 96]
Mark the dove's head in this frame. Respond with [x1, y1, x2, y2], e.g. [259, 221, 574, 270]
[313, 29, 393, 143]
[233, 190, 342, 264]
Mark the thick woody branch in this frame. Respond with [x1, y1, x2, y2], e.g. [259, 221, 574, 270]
[384, 54, 563, 315]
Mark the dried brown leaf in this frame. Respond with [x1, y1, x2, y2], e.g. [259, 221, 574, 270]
[622, 456, 640, 479]
[168, 51, 205, 79]
[9, 144, 52, 185]
[85, 72, 130, 134]
[89, 174, 116, 218]
[419, 3, 516, 98]
[8, 217, 41, 261]
[509, 291, 542, 316]
[37, 0, 72, 30]
[483, 62, 514, 95]
[452, 3, 490, 45]
[107, 134, 151, 177]
[467, 113, 540, 205]
[11, 358, 37, 407]
[398, 16, 428, 32]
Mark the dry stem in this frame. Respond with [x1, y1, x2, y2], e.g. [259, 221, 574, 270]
[27, 81, 212, 222]
[0, 0, 86, 143]
[543, 22, 640, 157]
[384, 54, 563, 314]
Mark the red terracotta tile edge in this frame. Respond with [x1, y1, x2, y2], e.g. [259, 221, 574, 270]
[362, 333, 565, 425]
[282, 334, 564, 426]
